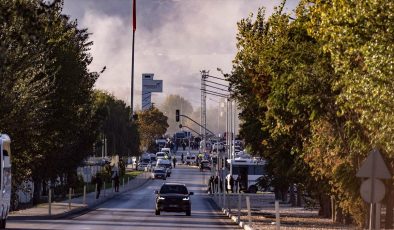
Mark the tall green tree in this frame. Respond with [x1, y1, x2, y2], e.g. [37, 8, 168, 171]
[137, 107, 169, 152]
[228, 2, 340, 217]
[304, 0, 394, 226]
[92, 90, 140, 157]
[0, 0, 100, 204]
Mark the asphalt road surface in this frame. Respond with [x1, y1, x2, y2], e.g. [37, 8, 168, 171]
[8, 163, 238, 229]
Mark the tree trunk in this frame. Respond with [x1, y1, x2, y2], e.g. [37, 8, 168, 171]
[335, 204, 344, 224]
[289, 184, 296, 206]
[32, 180, 42, 205]
[385, 182, 394, 229]
[281, 187, 288, 203]
[318, 194, 331, 218]
[296, 185, 302, 207]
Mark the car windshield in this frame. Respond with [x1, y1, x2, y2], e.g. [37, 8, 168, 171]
[159, 185, 188, 194]
[154, 169, 165, 173]
[142, 159, 150, 163]
[158, 163, 170, 168]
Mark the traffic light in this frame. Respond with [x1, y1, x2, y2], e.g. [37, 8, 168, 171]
[176, 109, 180, 122]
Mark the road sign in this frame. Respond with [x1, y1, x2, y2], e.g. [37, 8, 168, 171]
[356, 149, 391, 179]
[142, 79, 163, 92]
[360, 178, 386, 203]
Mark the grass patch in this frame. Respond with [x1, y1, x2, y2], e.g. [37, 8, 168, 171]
[125, 170, 143, 178]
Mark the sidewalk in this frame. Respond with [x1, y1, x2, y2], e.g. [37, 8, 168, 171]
[10, 172, 151, 220]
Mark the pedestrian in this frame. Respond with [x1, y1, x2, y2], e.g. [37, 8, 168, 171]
[214, 176, 219, 193]
[96, 174, 103, 199]
[181, 153, 184, 164]
[225, 177, 229, 193]
[173, 157, 176, 168]
[230, 175, 234, 193]
[182, 142, 186, 150]
[208, 175, 214, 194]
[113, 172, 120, 192]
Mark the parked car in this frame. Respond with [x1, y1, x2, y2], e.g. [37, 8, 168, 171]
[151, 168, 167, 180]
[155, 183, 193, 216]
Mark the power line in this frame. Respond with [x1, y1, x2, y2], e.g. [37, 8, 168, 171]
[203, 83, 229, 92]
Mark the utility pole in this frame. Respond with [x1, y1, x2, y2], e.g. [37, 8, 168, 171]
[201, 70, 209, 152]
[131, 0, 137, 119]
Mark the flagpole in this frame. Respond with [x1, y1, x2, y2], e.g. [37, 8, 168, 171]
[131, 29, 135, 117]
[131, 0, 136, 119]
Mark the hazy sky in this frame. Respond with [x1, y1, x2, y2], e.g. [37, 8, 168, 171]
[62, 0, 299, 110]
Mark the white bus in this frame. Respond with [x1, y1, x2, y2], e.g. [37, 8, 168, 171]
[226, 158, 266, 193]
[0, 134, 11, 228]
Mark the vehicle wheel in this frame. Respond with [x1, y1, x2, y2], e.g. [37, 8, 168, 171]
[248, 185, 257, 193]
[186, 210, 191, 216]
[155, 209, 160, 215]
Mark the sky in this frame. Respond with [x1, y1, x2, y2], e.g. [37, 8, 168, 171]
[62, 0, 299, 110]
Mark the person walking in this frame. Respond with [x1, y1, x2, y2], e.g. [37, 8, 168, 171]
[208, 175, 214, 194]
[230, 175, 235, 193]
[181, 153, 184, 164]
[96, 174, 103, 199]
[172, 157, 176, 168]
[113, 172, 120, 192]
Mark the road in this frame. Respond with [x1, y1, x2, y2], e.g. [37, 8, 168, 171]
[8, 160, 239, 229]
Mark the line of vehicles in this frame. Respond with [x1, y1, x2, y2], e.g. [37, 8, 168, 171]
[136, 148, 175, 180]
[141, 140, 268, 194]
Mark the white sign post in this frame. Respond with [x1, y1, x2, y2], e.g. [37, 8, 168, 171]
[356, 149, 391, 230]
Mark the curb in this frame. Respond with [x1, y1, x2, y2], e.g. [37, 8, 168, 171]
[222, 208, 254, 230]
[10, 175, 151, 220]
[57, 176, 152, 219]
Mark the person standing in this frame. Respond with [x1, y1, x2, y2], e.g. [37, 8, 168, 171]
[96, 174, 103, 199]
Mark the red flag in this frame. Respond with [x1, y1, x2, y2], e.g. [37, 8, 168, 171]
[132, 0, 136, 31]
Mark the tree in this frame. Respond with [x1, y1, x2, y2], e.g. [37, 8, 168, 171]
[0, 0, 100, 205]
[92, 90, 140, 157]
[137, 107, 169, 152]
[304, 0, 394, 226]
[228, 2, 340, 217]
[158, 94, 193, 134]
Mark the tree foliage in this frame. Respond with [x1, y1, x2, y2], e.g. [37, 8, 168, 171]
[137, 107, 169, 152]
[92, 90, 140, 157]
[0, 0, 100, 203]
[229, 0, 394, 226]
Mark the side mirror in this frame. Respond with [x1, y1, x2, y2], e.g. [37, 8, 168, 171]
[189, 192, 194, 195]
[154, 190, 158, 194]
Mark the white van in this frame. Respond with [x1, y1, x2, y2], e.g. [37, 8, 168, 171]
[185, 154, 196, 165]
[0, 134, 11, 228]
[160, 148, 173, 158]
[156, 152, 167, 160]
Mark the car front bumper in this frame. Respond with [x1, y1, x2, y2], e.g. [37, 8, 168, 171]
[156, 200, 190, 212]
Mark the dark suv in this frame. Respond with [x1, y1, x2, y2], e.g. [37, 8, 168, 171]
[155, 183, 193, 216]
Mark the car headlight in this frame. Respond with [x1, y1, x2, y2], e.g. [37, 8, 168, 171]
[158, 196, 165, 200]
[182, 197, 190, 201]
